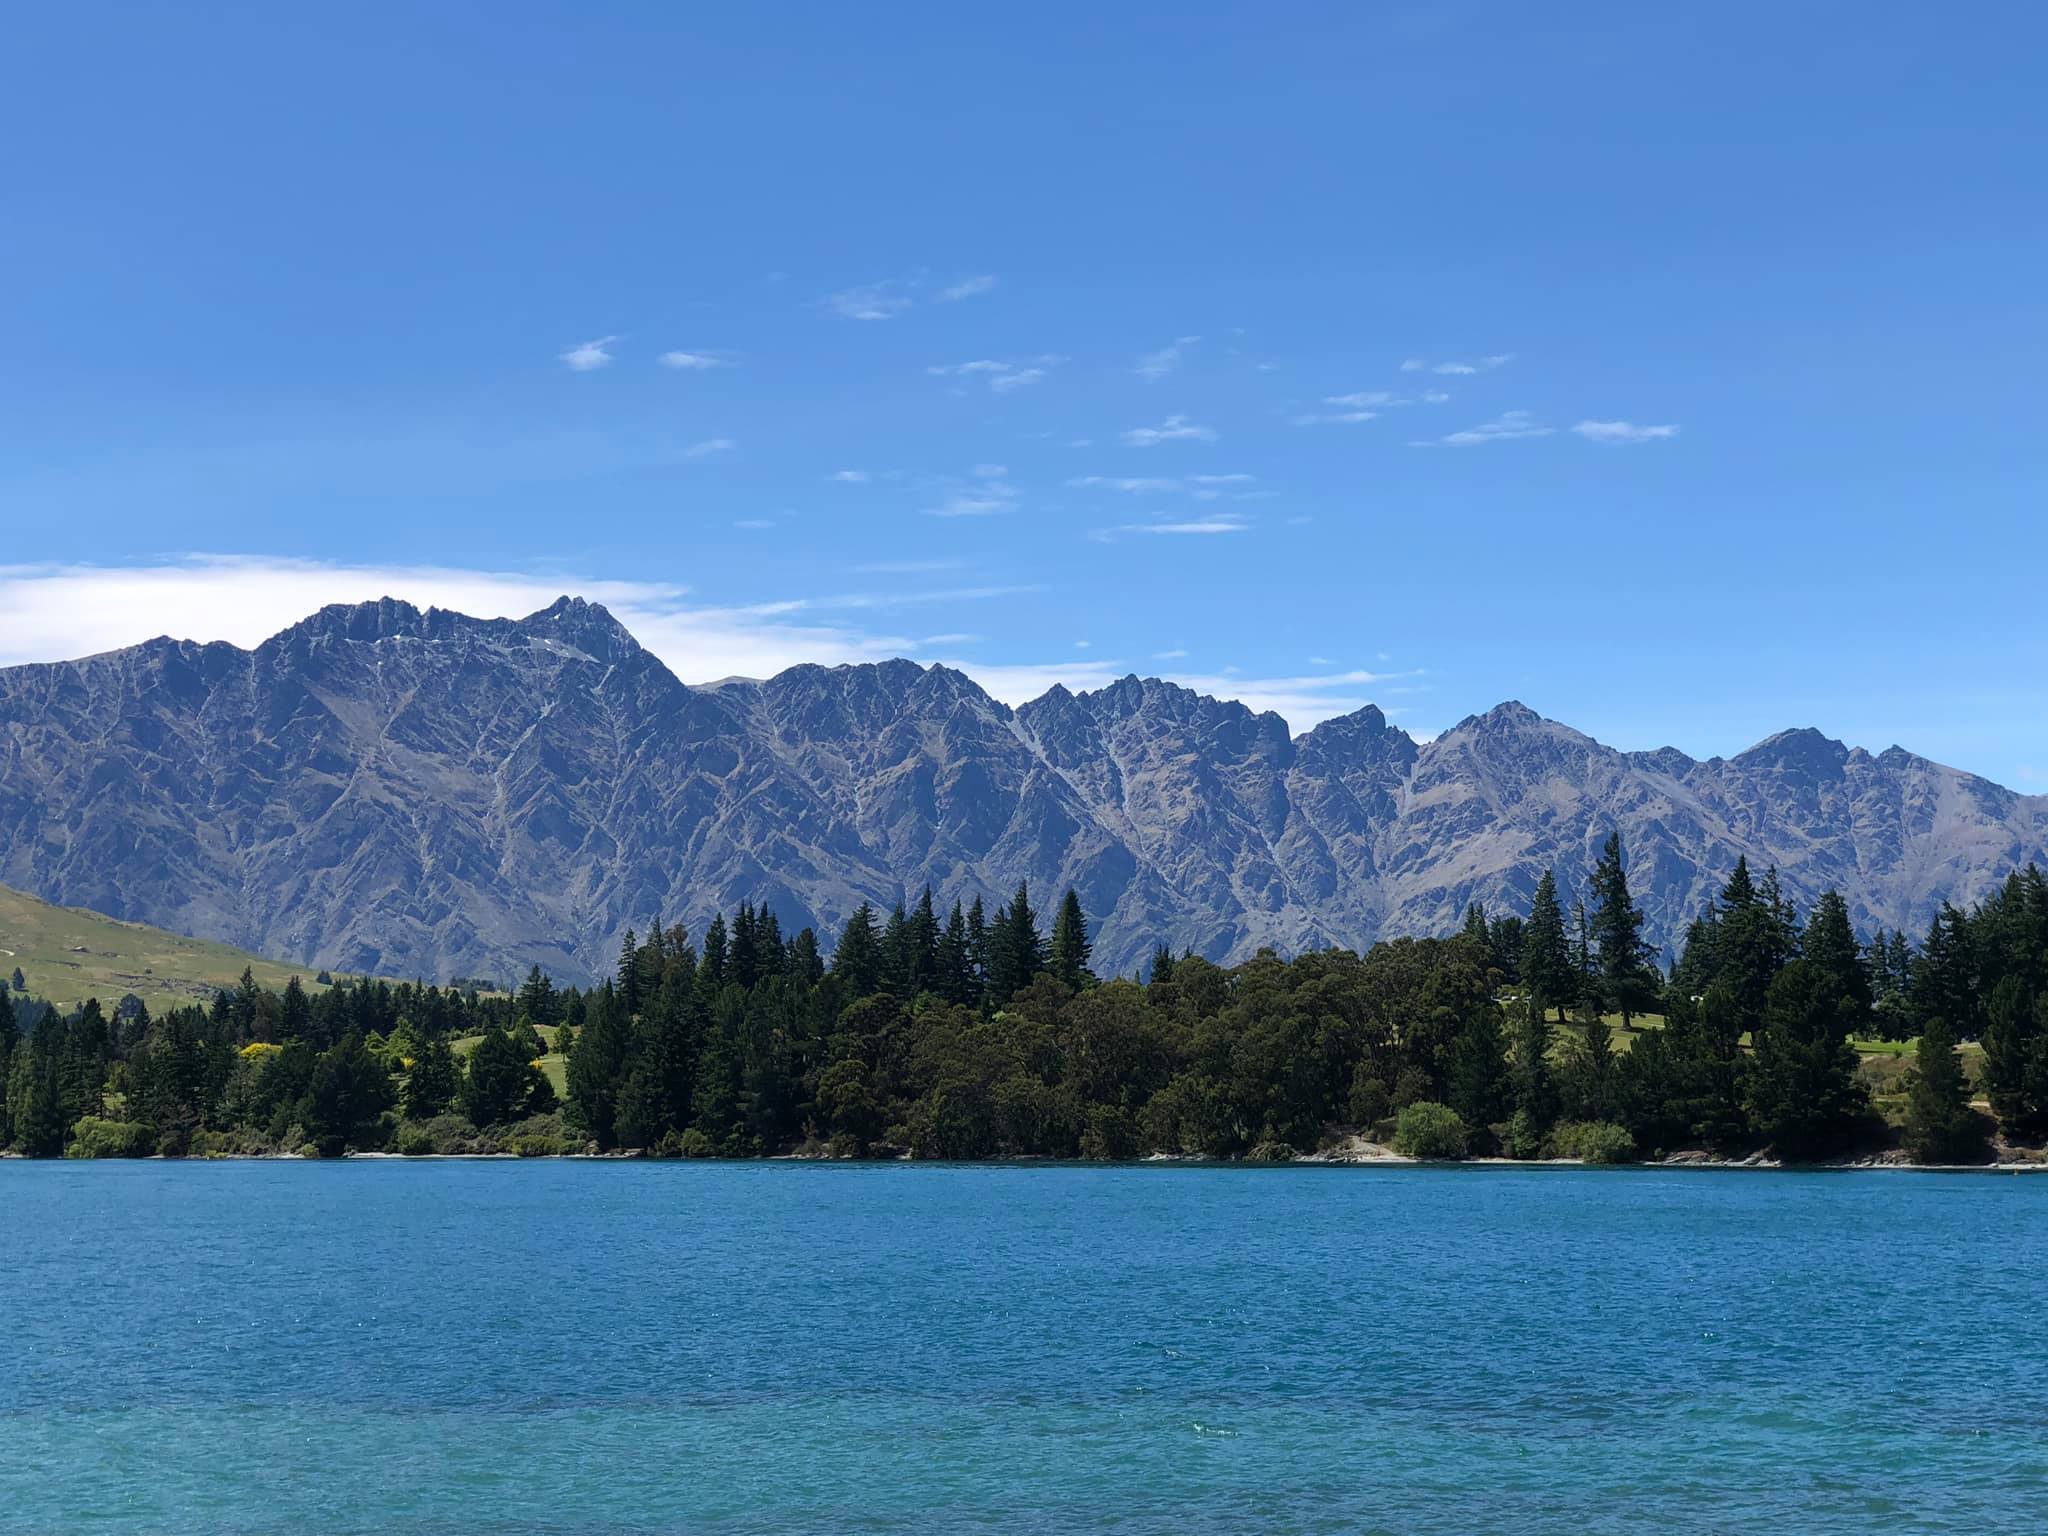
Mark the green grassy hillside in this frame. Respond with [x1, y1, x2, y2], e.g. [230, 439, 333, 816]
[0, 883, 335, 1016]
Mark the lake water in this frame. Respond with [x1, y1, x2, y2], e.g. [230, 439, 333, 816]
[4, 1162, 2045, 1534]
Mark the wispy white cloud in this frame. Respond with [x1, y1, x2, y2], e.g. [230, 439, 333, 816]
[658, 350, 732, 370]
[927, 355, 1061, 393]
[1422, 390, 1450, 403]
[1069, 472, 1254, 499]
[683, 437, 736, 457]
[827, 281, 916, 321]
[1154, 648, 1188, 660]
[1572, 419, 1680, 444]
[1089, 517, 1249, 541]
[1292, 409, 1379, 426]
[1135, 336, 1199, 380]
[559, 336, 618, 371]
[732, 518, 775, 529]
[830, 469, 870, 483]
[937, 274, 998, 302]
[1073, 639, 1092, 649]
[1327, 391, 1394, 409]
[1402, 353, 1512, 377]
[1413, 410, 1552, 447]
[923, 467, 1022, 518]
[1121, 414, 1217, 447]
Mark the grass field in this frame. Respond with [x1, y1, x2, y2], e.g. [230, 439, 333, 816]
[0, 882, 338, 1016]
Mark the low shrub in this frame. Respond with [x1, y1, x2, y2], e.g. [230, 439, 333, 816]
[1246, 1140, 1297, 1163]
[1392, 1101, 1469, 1160]
[396, 1126, 435, 1156]
[1551, 1120, 1638, 1164]
[678, 1128, 715, 1159]
[66, 1117, 157, 1159]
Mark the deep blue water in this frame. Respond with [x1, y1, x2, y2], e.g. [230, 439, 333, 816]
[4, 1163, 2046, 1534]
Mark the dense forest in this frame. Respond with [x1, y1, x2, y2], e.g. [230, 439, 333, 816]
[6, 837, 2047, 1165]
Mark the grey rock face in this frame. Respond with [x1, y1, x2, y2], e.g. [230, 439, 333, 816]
[2, 599, 2041, 983]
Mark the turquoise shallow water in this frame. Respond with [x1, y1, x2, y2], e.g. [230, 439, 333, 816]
[4, 1163, 2046, 1534]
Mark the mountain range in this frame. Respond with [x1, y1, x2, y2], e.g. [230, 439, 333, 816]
[2, 596, 2042, 985]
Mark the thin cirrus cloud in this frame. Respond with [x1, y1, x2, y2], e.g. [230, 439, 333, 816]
[658, 350, 733, 370]
[937, 274, 998, 302]
[1413, 410, 1553, 447]
[682, 437, 736, 458]
[926, 356, 1060, 392]
[924, 467, 1022, 517]
[1069, 473, 1254, 500]
[825, 280, 917, 321]
[1089, 516, 1249, 542]
[1121, 414, 1217, 447]
[1401, 353, 1513, 376]
[1572, 419, 1681, 443]
[1134, 336, 1199, 380]
[0, 557, 1422, 734]
[559, 335, 619, 371]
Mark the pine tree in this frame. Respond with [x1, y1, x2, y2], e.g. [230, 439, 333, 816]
[1981, 977, 2048, 1142]
[403, 1035, 459, 1118]
[516, 965, 562, 1027]
[1049, 889, 1094, 990]
[278, 975, 311, 1042]
[830, 903, 883, 996]
[698, 914, 729, 994]
[1149, 944, 1177, 984]
[1803, 891, 1873, 1034]
[966, 896, 991, 1006]
[1589, 833, 1658, 1025]
[1904, 1014, 1984, 1162]
[730, 903, 760, 990]
[986, 882, 1046, 1007]
[1461, 901, 1491, 949]
[616, 929, 641, 1014]
[880, 900, 912, 995]
[908, 888, 941, 995]
[786, 927, 826, 987]
[565, 983, 632, 1149]
[1511, 995, 1558, 1134]
[460, 1025, 534, 1127]
[1521, 868, 1573, 1021]
[1747, 959, 1868, 1157]
[1911, 904, 1980, 1039]
[936, 901, 974, 1004]
[1446, 1003, 1512, 1149]
[1570, 900, 1600, 1020]
[301, 1033, 395, 1156]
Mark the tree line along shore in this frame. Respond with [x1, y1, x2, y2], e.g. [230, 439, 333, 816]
[5, 837, 2046, 1167]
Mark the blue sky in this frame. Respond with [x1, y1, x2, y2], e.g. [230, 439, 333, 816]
[4, 3, 2045, 785]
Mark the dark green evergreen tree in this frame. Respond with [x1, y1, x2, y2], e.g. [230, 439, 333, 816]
[461, 1025, 536, 1127]
[301, 1033, 395, 1155]
[1511, 995, 1558, 1135]
[1521, 868, 1573, 1021]
[1903, 1014, 1985, 1162]
[1446, 1002, 1511, 1149]
[1588, 833, 1658, 1024]
[403, 1034, 459, 1118]
[1747, 959, 1869, 1157]
[1050, 889, 1094, 990]
[830, 903, 883, 996]
[566, 983, 632, 1149]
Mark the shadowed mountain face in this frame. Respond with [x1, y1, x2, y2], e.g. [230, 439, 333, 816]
[2, 598, 2042, 984]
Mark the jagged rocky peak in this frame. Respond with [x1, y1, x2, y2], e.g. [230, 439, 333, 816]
[518, 595, 644, 662]
[1736, 726, 1851, 775]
